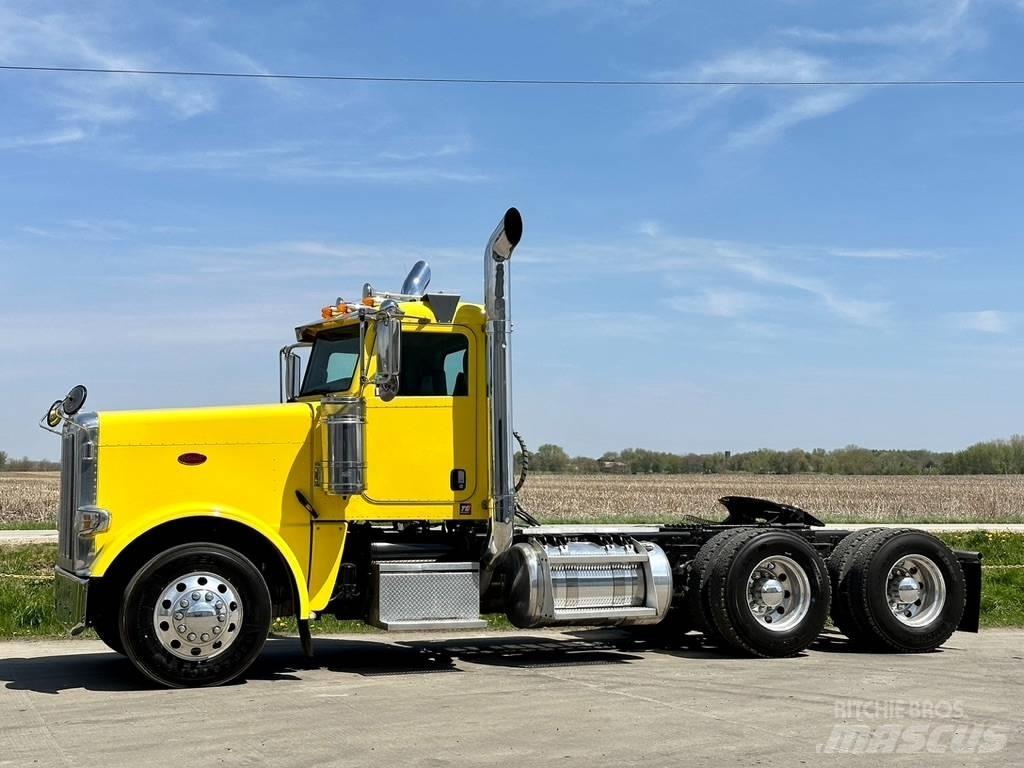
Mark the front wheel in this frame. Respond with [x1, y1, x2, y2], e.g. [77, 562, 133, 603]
[91, 610, 125, 655]
[120, 543, 272, 688]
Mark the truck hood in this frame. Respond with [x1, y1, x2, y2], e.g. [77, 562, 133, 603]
[97, 403, 315, 447]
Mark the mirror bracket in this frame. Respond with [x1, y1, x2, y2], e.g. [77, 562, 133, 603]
[373, 301, 402, 400]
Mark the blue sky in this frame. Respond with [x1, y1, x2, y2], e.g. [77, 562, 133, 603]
[2, 0, 1024, 459]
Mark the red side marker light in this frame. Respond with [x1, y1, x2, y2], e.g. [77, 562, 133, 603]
[178, 452, 207, 466]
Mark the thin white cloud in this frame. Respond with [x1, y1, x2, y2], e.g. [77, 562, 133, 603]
[781, 0, 973, 46]
[949, 310, 1014, 334]
[668, 288, 762, 319]
[528, 230, 894, 326]
[19, 218, 133, 241]
[0, 8, 219, 124]
[724, 87, 864, 150]
[653, 0, 980, 149]
[720, 249, 888, 325]
[126, 141, 488, 184]
[0, 127, 87, 150]
[829, 247, 940, 261]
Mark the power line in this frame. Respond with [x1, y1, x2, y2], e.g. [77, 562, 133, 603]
[1, 64, 1024, 87]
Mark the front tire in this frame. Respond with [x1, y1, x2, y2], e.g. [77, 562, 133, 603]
[120, 543, 272, 688]
[91, 610, 125, 655]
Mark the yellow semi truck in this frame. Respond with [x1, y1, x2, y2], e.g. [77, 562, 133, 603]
[43, 208, 981, 687]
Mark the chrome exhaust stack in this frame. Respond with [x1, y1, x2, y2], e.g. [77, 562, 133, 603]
[401, 260, 432, 296]
[482, 208, 523, 571]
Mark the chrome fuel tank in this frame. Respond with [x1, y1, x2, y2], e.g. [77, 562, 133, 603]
[504, 539, 672, 628]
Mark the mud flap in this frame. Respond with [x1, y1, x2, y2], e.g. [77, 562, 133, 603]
[955, 551, 982, 633]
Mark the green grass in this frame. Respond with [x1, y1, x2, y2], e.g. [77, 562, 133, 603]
[1, 534, 1021, 639]
[0, 544, 86, 639]
[938, 531, 1024, 627]
[0, 521, 57, 531]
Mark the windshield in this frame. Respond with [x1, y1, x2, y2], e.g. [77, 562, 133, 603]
[300, 327, 361, 397]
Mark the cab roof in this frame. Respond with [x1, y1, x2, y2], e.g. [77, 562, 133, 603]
[294, 294, 484, 342]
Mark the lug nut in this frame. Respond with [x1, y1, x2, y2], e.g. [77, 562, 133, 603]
[191, 591, 201, 601]
[205, 592, 214, 602]
[217, 614, 225, 622]
[180, 599, 189, 609]
[187, 633, 197, 641]
[200, 633, 210, 642]
[177, 625, 187, 633]
[212, 626, 221, 635]
[173, 612, 183, 621]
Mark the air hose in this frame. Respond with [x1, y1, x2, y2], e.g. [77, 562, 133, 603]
[512, 431, 540, 527]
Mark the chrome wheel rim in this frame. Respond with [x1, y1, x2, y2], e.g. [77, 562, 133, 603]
[746, 555, 812, 632]
[153, 572, 243, 661]
[886, 554, 946, 627]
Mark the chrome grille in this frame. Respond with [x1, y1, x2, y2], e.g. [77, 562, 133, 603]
[57, 425, 77, 569]
[57, 413, 99, 573]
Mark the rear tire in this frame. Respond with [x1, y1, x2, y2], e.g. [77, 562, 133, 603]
[704, 529, 831, 657]
[686, 528, 750, 646]
[826, 527, 887, 641]
[838, 529, 966, 652]
[120, 543, 272, 688]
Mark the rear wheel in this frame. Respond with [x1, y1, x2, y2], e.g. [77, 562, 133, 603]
[685, 528, 750, 646]
[120, 543, 272, 687]
[826, 527, 887, 640]
[837, 529, 965, 652]
[703, 529, 831, 657]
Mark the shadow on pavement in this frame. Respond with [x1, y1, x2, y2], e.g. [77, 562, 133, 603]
[1, 628, 919, 694]
[0, 650, 153, 694]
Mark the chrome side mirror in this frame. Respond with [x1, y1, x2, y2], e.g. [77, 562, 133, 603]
[375, 302, 401, 401]
[279, 344, 310, 402]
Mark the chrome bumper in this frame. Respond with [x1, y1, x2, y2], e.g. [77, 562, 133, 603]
[54, 567, 88, 635]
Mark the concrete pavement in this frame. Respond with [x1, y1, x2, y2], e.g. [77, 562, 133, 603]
[0, 530, 57, 545]
[0, 628, 1020, 767]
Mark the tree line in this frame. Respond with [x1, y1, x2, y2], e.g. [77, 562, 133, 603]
[5, 435, 1024, 476]
[0, 451, 60, 472]
[520, 436, 1024, 476]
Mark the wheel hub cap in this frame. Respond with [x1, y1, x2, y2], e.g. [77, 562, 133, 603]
[896, 577, 921, 605]
[746, 555, 812, 633]
[153, 572, 243, 661]
[886, 555, 946, 627]
[759, 579, 785, 608]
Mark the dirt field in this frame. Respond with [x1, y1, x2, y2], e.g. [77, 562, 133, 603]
[0, 472, 60, 527]
[3, 470, 1024, 526]
[519, 472, 1024, 524]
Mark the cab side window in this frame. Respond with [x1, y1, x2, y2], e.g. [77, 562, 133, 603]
[398, 332, 469, 397]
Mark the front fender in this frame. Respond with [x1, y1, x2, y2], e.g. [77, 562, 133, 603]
[91, 505, 312, 619]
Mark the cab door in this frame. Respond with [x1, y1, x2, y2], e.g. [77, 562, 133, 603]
[363, 323, 477, 504]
